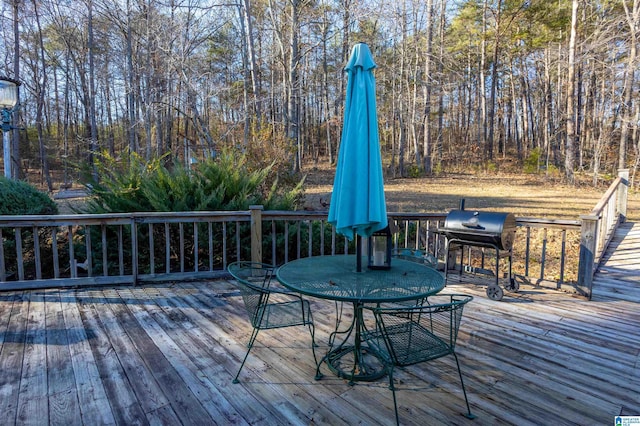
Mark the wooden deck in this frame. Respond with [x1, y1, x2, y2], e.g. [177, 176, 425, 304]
[1, 223, 639, 425]
[592, 220, 640, 302]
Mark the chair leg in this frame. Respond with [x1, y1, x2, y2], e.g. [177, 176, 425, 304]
[233, 327, 260, 384]
[308, 322, 318, 367]
[387, 367, 400, 426]
[453, 353, 476, 419]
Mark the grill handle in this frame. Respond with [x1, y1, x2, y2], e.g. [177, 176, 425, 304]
[461, 212, 481, 228]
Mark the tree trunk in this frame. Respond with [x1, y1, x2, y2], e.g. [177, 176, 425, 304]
[486, 0, 503, 161]
[288, 0, 301, 172]
[11, 0, 22, 179]
[436, 0, 446, 168]
[478, 0, 488, 157]
[565, 0, 579, 184]
[33, 0, 52, 191]
[422, 0, 434, 174]
[619, 0, 639, 169]
[126, 0, 137, 153]
[88, 0, 99, 178]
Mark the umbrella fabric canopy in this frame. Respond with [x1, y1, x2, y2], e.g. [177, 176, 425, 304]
[328, 43, 387, 241]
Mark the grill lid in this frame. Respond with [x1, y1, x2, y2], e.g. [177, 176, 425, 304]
[441, 203, 516, 250]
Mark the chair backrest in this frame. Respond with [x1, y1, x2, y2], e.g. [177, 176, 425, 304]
[367, 294, 473, 366]
[392, 248, 437, 268]
[227, 262, 276, 327]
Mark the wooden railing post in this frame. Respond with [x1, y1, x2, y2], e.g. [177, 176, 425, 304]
[250, 205, 264, 264]
[617, 168, 629, 223]
[577, 214, 598, 299]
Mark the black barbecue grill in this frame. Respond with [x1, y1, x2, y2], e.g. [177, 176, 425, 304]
[438, 200, 518, 300]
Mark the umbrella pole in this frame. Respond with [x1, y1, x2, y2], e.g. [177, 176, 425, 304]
[356, 235, 362, 272]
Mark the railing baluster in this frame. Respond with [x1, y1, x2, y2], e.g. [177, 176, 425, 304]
[271, 220, 277, 266]
[86, 225, 92, 277]
[52, 227, 59, 279]
[331, 226, 336, 256]
[296, 221, 301, 259]
[525, 226, 531, 277]
[118, 225, 124, 276]
[559, 229, 567, 287]
[0, 228, 5, 281]
[179, 223, 185, 273]
[235, 221, 241, 263]
[307, 221, 312, 258]
[208, 222, 214, 272]
[33, 226, 41, 280]
[193, 222, 199, 272]
[68, 226, 75, 279]
[540, 228, 547, 282]
[222, 221, 228, 269]
[164, 223, 170, 274]
[284, 222, 289, 263]
[149, 223, 155, 274]
[102, 225, 108, 276]
[14, 228, 24, 281]
[131, 220, 138, 284]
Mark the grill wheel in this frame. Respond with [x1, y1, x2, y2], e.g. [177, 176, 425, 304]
[486, 285, 504, 300]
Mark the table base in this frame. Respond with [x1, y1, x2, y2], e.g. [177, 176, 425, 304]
[321, 344, 386, 382]
[315, 301, 386, 383]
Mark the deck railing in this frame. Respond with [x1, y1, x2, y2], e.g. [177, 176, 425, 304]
[577, 169, 629, 298]
[0, 170, 628, 297]
[0, 208, 580, 293]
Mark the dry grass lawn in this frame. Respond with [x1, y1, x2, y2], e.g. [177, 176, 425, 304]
[302, 162, 640, 221]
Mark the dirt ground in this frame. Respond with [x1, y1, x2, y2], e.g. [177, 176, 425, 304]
[301, 161, 640, 221]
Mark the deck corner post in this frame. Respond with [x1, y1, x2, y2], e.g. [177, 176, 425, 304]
[250, 205, 264, 264]
[577, 214, 598, 299]
[617, 168, 629, 223]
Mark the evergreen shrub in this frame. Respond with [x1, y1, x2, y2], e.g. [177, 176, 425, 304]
[0, 177, 59, 281]
[79, 150, 307, 273]
[524, 148, 542, 173]
[0, 177, 58, 215]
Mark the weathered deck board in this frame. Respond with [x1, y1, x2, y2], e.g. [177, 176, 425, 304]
[0, 221, 638, 425]
[592, 221, 640, 301]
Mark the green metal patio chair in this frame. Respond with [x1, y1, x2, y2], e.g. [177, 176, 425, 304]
[392, 248, 438, 269]
[387, 249, 440, 307]
[227, 261, 317, 383]
[363, 294, 475, 424]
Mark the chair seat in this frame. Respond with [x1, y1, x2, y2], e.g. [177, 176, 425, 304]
[256, 299, 312, 329]
[364, 322, 450, 366]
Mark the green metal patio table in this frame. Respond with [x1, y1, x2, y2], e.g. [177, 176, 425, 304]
[276, 255, 445, 383]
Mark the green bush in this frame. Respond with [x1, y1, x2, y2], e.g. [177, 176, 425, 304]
[79, 149, 305, 273]
[0, 177, 58, 215]
[524, 147, 542, 174]
[407, 164, 422, 178]
[82, 149, 302, 213]
[0, 177, 59, 281]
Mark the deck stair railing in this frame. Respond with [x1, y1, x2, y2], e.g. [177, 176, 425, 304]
[577, 169, 629, 298]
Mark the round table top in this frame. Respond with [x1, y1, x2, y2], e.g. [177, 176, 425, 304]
[276, 255, 445, 303]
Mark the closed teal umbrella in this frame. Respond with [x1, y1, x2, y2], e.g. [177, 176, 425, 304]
[328, 43, 387, 270]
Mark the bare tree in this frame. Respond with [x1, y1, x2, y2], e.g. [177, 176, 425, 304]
[565, 0, 579, 184]
[619, 0, 639, 169]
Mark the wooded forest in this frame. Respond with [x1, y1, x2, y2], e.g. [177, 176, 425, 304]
[1, 0, 639, 191]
